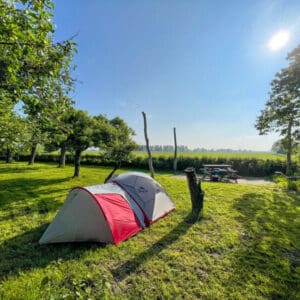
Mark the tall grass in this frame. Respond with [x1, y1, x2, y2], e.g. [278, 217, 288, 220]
[134, 151, 286, 160]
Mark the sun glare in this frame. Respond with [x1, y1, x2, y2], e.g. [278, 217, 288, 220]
[268, 30, 290, 51]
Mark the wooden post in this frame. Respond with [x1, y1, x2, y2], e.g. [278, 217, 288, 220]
[184, 167, 204, 218]
[173, 127, 178, 173]
[142, 111, 155, 178]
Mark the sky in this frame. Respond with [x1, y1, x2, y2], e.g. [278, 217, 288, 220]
[52, 0, 300, 151]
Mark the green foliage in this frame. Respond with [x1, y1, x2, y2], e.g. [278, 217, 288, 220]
[256, 44, 300, 174]
[67, 109, 96, 153]
[0, 0, 76, 95]
[97, 116, 138, 167]
[0, 162, 299, 299]
[271, 139, 287, 154]
[9, 151, 295, 177]
[0, 103, 27, 160]
[0, 0, 76, 165]
[273, 174, 300, 192]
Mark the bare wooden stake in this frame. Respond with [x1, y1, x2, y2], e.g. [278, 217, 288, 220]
[173, 127, 178, 173]
[142, 111, 155, 178]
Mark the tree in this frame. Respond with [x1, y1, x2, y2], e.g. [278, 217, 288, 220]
[256, 45, 300, 175]
[98, 117, 138, 183]
[40, 96, 75, 168]
[67, 109, 96, 177]
[0, 104, 26, 163]
[271, 140, 287, 154]
[0, 0, 76, 164]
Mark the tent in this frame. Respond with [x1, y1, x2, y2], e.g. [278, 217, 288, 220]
[39, 172, 175, 245]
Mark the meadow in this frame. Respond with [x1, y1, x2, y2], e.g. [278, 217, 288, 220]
[133, 151, 287, 161]
[0, 162, 299, 299]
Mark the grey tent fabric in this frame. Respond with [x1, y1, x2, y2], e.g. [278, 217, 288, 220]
[108, 172, 175, 222]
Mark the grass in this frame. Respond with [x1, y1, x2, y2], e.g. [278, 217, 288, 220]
[133, 151, 287, 161]
[43, 150, 287, 161]
[0, 162, 299, 299]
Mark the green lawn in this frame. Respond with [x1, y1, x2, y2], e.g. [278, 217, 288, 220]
[0, 162, 299, 299]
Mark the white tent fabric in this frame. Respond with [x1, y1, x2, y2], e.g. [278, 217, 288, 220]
[39, 188, 113, 244]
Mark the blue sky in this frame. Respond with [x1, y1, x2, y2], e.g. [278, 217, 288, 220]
[53, 0, 300, 151]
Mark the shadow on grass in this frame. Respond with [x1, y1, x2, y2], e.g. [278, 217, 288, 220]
[0, 224, 105, 282]
[112, 212, 199, 281]
[0, 177, 71, 208]
[0, 195, 64, 222]
[229, 191, 300, 298]
[0, 166, 44, 174]
[0, 213, 199, 282]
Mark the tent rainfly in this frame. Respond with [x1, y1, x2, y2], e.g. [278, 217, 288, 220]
[39, 172, 175, 245]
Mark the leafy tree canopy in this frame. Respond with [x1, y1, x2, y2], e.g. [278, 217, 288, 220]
[0, 0, 76, 101]
[256, 44, 300, 174]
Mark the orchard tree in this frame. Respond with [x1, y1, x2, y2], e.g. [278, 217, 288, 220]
[36, 95, 75, 168]
[95, 117, 138, 183]
[23, 87, 74, 165]
[67, 109, 97, 177]
[0, 104, 26, 163]
[256, 44, 300, 175]
[0, 0, 76, 157]
[52, 112, 74, 168]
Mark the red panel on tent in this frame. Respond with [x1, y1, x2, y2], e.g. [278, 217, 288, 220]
[94, 193, 142, 244]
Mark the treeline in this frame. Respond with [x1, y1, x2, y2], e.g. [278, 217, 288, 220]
[138, 145, 270, 153]
[138, 145, 189, 152]
[7, 152, 296, 177]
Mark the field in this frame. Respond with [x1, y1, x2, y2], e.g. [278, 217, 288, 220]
[133, 151, 287, 161]
[41, 150, 287, 161]
[0, 162, 299, 299]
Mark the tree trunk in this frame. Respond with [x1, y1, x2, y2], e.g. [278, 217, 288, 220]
[184, 167, 204, 219]
[173, 127, 178, 172]
[104, 163, 120, 183]
[142, 111, 155, 178]
[73, 149, 82, 177]
[58, 144, 66, 168]
[28, 143, 37, 165]
[286, 121, 293, 176]
[6, 148, 13, 163]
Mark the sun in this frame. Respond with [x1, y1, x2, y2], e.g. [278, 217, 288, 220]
[268, 30, 290, 51]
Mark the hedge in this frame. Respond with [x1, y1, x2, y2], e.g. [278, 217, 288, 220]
[8, 153, 296, 177]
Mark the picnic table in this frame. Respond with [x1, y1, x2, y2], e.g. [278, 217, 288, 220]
[201, 164, 239, 183]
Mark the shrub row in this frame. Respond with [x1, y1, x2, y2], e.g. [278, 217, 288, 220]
[11, 153, 296, 177]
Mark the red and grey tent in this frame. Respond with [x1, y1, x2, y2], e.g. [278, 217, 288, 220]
[39, 172, 175, 245]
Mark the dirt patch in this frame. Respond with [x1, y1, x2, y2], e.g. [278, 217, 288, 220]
[172, 175, 275, 185]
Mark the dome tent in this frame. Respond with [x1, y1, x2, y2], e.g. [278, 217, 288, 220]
[39, 172, 175, 245]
